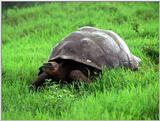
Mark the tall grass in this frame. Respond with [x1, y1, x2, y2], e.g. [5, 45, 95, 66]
[2, 2, 159, 120]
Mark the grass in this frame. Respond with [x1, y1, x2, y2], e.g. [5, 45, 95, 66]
[2, 2, 159, 120]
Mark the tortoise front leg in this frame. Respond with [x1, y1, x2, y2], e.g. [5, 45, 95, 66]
[69, 70, 91, 84]
[30, 72, 48, 90]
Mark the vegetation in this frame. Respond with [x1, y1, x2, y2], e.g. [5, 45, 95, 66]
[2, 2, 159, 120]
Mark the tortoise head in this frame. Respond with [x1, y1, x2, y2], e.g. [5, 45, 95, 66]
[42, 61, 59, 76]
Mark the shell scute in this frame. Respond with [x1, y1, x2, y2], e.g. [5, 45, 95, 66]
[47, 27, 141, 70]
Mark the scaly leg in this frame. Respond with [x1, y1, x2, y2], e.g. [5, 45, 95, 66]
[30, 72, 48, 90]
[69, 70, 91, 84]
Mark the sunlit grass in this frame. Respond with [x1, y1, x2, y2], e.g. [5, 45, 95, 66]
[2, 2, 159, 120]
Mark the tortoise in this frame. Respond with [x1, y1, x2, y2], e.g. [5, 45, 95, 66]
[31, 26, 141, 89]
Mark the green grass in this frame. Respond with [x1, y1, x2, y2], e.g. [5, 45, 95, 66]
[2, 2, 159, 120]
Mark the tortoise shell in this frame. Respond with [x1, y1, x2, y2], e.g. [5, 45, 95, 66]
[39, 26, 141, 74]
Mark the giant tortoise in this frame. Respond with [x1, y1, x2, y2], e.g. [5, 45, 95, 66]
[31, 26, 141, 89]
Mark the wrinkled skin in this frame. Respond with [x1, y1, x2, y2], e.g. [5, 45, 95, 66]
[31, 60, 98, 90]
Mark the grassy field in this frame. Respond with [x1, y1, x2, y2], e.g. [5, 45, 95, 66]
[2, 2, 159, 120]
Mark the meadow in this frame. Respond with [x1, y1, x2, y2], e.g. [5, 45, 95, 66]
[2, 2, 159, 120]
